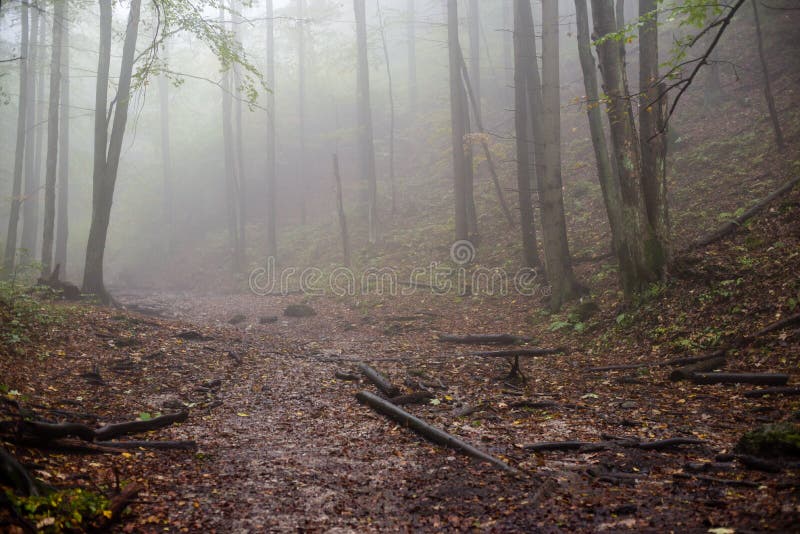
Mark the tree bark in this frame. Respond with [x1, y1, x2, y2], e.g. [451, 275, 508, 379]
[354, 0, 379, 244]
[574, 0, 622, 253]
[83, 0, 141, 298]
[265, 0, 277, 261]
[377, 0, 396, 217]
[447, 0, 468, 242]
[540, 0, 578, 310]
[468, 0, 480, 114]
[513, 0, 540, 268]
[233, 0, 247, 267]
[2, 0, 29, 277]
[20, 4, 40, 257]
[158, 45, 173, 256]
[220, 4, 241, 272]
[751, 0, 784, 151]
[407, 0, 417, 113]
[297, 0, 307, 224]
[55, 9, 69, 277]
[333, 154, 350, 267]
[41, 0, 65, 276]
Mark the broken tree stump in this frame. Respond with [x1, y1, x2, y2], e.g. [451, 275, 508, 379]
[355, 390, 519, 474]
[357, 363, 400, 397]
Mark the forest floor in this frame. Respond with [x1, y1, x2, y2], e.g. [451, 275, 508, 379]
[2, 184, 799, 532]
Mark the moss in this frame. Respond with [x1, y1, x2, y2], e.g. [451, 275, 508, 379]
[735, 422, 800, 457]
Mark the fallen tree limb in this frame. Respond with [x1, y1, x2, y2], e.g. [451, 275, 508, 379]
[635, 437, 705, 450]
[466, 348, 566, 357]
[438, 334, 532, 345]
[355, 390, 519, 474]
[716, 453, 782, 473]
[523, 441, 594, 452]
[743, 387, 800, 398]
[389, 391, 433, 406]
[523, 437, 704, 453]
[689, 373, 789, 386]
[753, 312, 800, 338]
[673, 472, 759, 488]
[662, 349, 727, 367]
[357, 364, 400, 397]
[22, 421, 96, 442]
[669, 355, 727, 382]
[687, 176, 800, 251]
[95, 411, 188, 441]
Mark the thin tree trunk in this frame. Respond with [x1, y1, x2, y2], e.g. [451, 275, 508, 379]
[574, 0, 622, 253]
[513, 0, 540, 268]
[406, 0, 416, 113]
[83, 0, 141, 298]
[377, 0, 396, 217]
[463, 89, 477, 238]
[751, 0, 784, 150]
[332, 154, 350, 267]
[468, 0, 480, 114]
[41, 0, 65, 275]
[158, 46, 173, 256]
[540, 0, 578, 310]
[2, 0, 29, 276]
[639, 0, 669, 272]
[591, 0, 660, 300]
[20, 4, 40, 257]
[265, 0, 277, 260]
[354, 0, 379, 244]
[55, 9, 69, 277]
[233, 0, 246, 267]
[297, 0, 307, 224]
[502, 0, 512, 91]
[447, 0, 468, 243]
[219, 4, 241, 271]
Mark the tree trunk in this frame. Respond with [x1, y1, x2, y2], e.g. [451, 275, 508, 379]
[354, 0, 379, 244]
[590, 0, 661, 301]
[406, 0, 417, 113]
[751, 0, 784, 151]
[574, 0, 622, 253]
[616, 0, 625, 30]
[220, 5, 241, 272]
[513, 0, 540, 268]
[377, 0, 396, 217]
[55, 9, 69, 277]
[2, 0, 29, 277]
[332, 154, 350, 267]
[265, 0, 277, 260]
[297, 0, 307, 224]
[462, 83, 477, 238]
[40, 0, 65, 276]
[83, 0, 141, 298]
[447, 0, 468, 243]
[158, 46, 173, 256]
[20, 4, 40, 257]
[233, 0, 246, 267]
[502, 0, 512, 92]
[639, 0, 669, 272]
[540, 0, 578, 310]
[468, 0, 480, 114]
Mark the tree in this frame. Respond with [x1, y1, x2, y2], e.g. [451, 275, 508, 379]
[512, 0, 540, 269]
[2, 0, 29, 276]
[297, 0, 307, 224]
[573, 0, 622, 253]
[158, 44, 173, 255]
[82, 0, 142, 298]
[376, 0, 396, 217]
[468, 0, 480, 113]
[539, 0, 579, 310]
[406, 0, 416, 112]
[447, 0, 468, 243]
[55, 5, 70, 276]
[232, 0, 247, 263]
[590, 0, 664, 301]
[20, 3, 41, 256]
[751, 0, 784, 151]
[221, 3, 242, 272]
[354, 0, 378, 244]
[265, 0, 277, 261]
[40, 0, 66, 275]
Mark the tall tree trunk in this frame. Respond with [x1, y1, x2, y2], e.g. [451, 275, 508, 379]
[2, 0, 29, 276]
[265, 0, 277, 261]
[233, 0, 246, 267]
[354, 0, 379, 244]
[540, 0, 578, 310]
[220, 7, 240, 272]
[468, 0, 480, 114]
[158, 46, 173, 256]
[517, 0, 546, 203]
[751, 0, 784, 151]
[502, 0, 512, 91]
[513, 0, 540, 268]
[83, 0, 142, 298]
[447, 0, 468, 243]
[41, 0, 65, 275]
[639, 0, 669, 272]
[406, 0, 416, 113]
[377, 0, 396, 217]
[463, 88, 477, 238]
[332, 154, 350, 267]
[591, 0, 661, 301]
[20, 4, 40, 257]
[55, 8, 69, 277]
[297, 0, 307, 224]
[574, 0, 622, 253]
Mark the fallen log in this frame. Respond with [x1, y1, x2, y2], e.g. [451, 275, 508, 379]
[669, 355, 726, 381]
[95, 411, 188, 441]
[355, 390, 519, 474]
[673, 472, 759, 488]
[357, 364, 400, 397]
[523, 437, 704, 453]
[466, 348, 566, 357]
[438, 334, 532, 345]
[389, 391, 433, 406]
[523, 441, 594, 452]
[634, 437, 704, 450]
[334, 370, 360, 381]
[743, 387, 800, 398]
[753, 312, 800, 338]
[687, 176, 800, 251]
[22, 421, 96, 442]
[662, 349, 727, 367]
[716, 453, 782, 473]
[689, 373, 789, 386]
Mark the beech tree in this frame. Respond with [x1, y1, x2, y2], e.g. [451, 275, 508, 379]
[54, 6, 70, 276]
[265, 0, 277, 261]
[446, 0, 468, 243]
[354, 0, 378, 244]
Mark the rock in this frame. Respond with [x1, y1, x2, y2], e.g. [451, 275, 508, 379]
[259, 315, 279, 324]
[735, 422, 800, 457]
[284, 304, 316, 318]
[228, 314, 247, 325]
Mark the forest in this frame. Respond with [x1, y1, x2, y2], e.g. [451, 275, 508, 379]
[0, 0, 799, 531]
